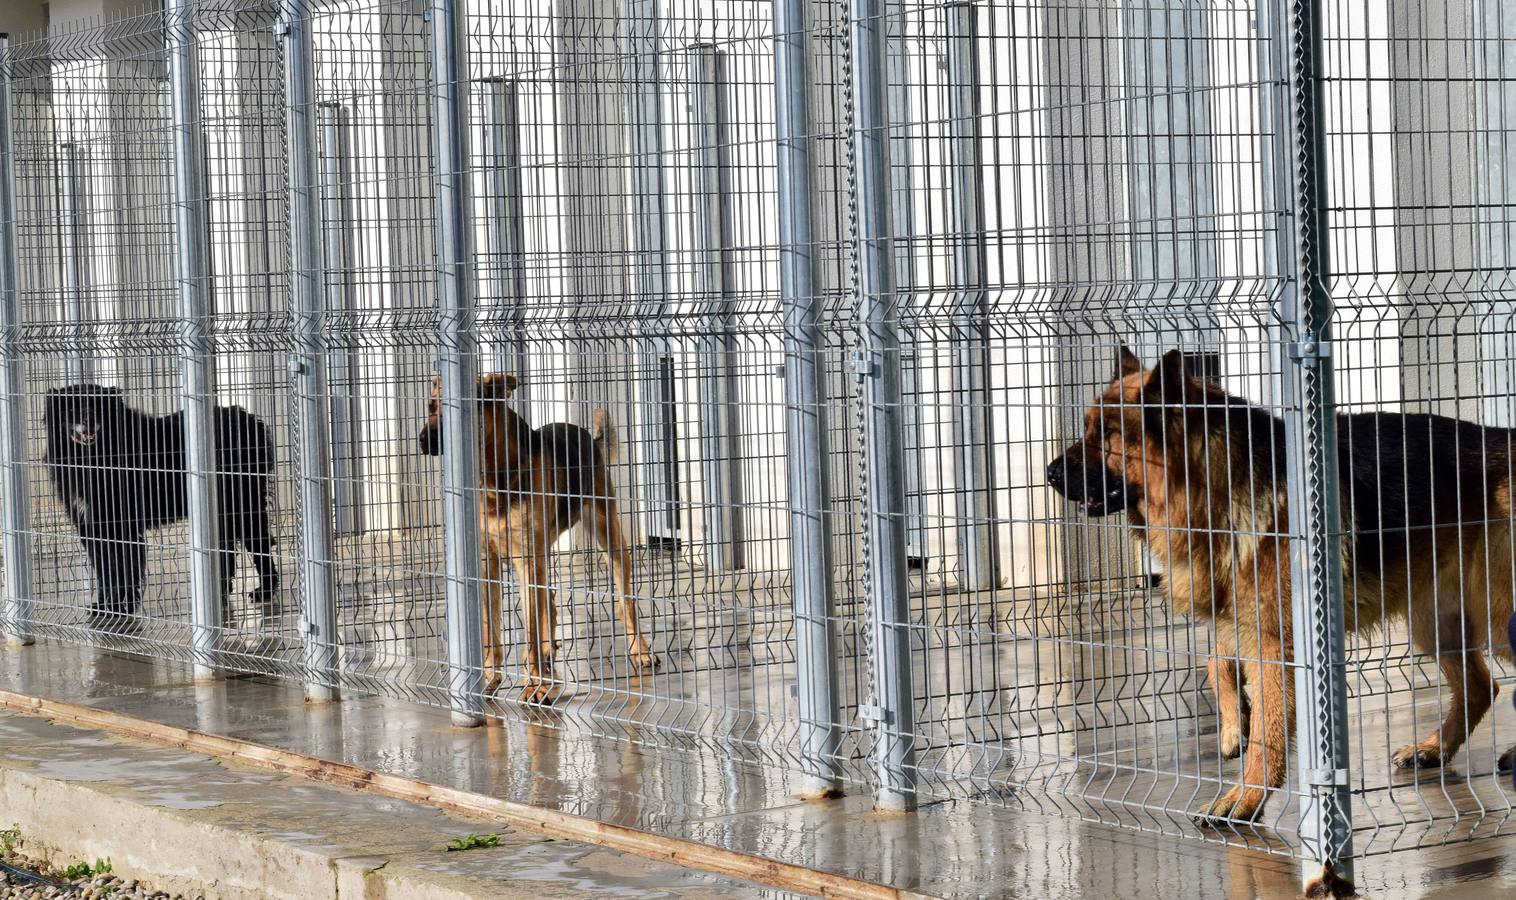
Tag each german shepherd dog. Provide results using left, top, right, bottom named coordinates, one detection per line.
left=1047, top=348, right=1516, bottom=824
left=418, top=373, right=656, bottom=704
left=44, top=384, right=279, bottom=627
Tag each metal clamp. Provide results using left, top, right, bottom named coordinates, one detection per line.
left=1287, top=336, right=1332, bottom=367
left=846, top=351, right=877, bottom=379
left=287, top=354, right=311, bottom=378
left=1306, top=767, right=1349, bottom=788
left=857, top=703, right=892, bottom=725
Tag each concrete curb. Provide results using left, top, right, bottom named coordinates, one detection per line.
left=0, top=763, right=516, bottom=900
left=0, top=689, right=924, bottom=899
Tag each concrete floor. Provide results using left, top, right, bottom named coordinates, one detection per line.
left=2, top=640, right=1516, bottom=898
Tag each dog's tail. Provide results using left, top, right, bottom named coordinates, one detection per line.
left=591, top=408, right=618, bottom=465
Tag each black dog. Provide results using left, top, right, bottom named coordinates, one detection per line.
left=44, top=384, right=279, bottom=625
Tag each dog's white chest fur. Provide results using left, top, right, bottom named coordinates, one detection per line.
left=70, top=496, right=89, bottom=523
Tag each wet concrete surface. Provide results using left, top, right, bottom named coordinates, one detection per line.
left=0, top=706, right=782, bottom=899
left=3, top=640, right=1516, bottom=898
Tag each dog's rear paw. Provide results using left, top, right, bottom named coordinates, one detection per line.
left=1499, top=745, right=1516, bottom=775
left=1192, top=786, right=1266, bottom=828
left=630, top=649, right=660, bottom=671
left=1392, top=743, right=1447, bottom=770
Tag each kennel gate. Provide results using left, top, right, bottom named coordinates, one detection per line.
left=2, top=0, right=1516, bottom=892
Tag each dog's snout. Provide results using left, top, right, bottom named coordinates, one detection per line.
left=1046, top=457, right=1066, bottom=490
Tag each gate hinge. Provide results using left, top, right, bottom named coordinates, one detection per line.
left=857, top=703, right=892, bottom=725
left=1287, top=337, right=1332, bottom=367
left=846, top=352, right=877, bottom=379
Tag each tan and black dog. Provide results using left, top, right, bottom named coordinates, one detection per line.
left=1047, top=347, right=1516, bottom=824
left=419, top=373, right=656, bottom=704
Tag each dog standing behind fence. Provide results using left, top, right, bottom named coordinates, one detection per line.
left=418, top=373, right=657, bottom=704
left=43, top=384, right=279, bottom=627
left=1046, top=347, right=1516, bottom=825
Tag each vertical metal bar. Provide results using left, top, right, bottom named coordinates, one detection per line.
left=281, top=0, right=339, bottom=703
left=627, top=0, right=677, bottom=544
left=851, top=0, right=917, bottom=812
left=771, top=0, right=842, bottom=797
left=943, top=2, right=996, bottom=591
left=480, top=77, right=528, bottom=398
left=318, top=101, right=361, bottom=535
left=57, top=142, right=87, bottom=385
left=0, top=34, right=35, bottom=648
left=428, top=0, right=485, bottom=726
left=1475, top=0, right=1516, bottom=428
left=884, top=0, right=924, bottom=565
left=1271, top=0, right=1356, bottom=887
left=689, top=44, right=736, bottom=572
left=165, top=0, right=222, bottom=680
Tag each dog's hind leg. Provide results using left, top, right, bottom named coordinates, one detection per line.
left=1393, top=634, right=1497, bottom=770
left=242, top=493, right=280, bottom=609
left=586, top=500, right=655, bottom=670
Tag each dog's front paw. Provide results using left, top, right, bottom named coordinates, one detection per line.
left=1218, top=725, right=1243, bottom=760
left=630, top=648, right=661, bottom=671
left=1192, top=786, right=1267, bottom=828
left=1392, top=742, right=1447, bottom=770
left=1498, top=745, right=1516, bottom=775
left=520, top=680, right=557, bottom=706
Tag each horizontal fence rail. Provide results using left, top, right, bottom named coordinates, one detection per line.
left=1, top=0, right=1516, bottom=893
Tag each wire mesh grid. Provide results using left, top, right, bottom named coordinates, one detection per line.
left=0, top=0, right=1514, bottom=882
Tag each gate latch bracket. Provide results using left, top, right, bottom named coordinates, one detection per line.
left=858, top=703, right=892, bottom=726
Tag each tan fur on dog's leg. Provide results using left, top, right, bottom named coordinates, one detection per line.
left=1208, top=654, right=1244, bottom=760
left=587, top=500, right=655, bottom=669
left=480, top=537, right=504, bottom=696
left=1393, top=641, right=1497, bottom=769
left=1197, top=634, right=1289, bottom=825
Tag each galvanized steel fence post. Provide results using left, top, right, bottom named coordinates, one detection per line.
left=280, top=0, right=340, bottom=703
left=943, top=1, right=997, bottom=592
left=771, top=0, right=842, bottom=797
left=627, top=0, right=678, bottom=546
left=428, top=0, right=486, bottom=726
left=480, top=76, right=528, bottom=397
left=0, top=34, right=34, bottom=648
left=1272, top=0, right=1356, bottom=888
left=165, top=0, right=223, bottom=680
left=57, top=142, right=88, bottom=385
left=317, top=101, right=362, bottom=536
left=689, top=43, right=737, bottom=573
left=850, top=0, right=917, bottom=812
left=884, top=0, right=924, bottom=567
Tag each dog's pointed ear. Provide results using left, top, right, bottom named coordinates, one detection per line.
left=1115, top=345, right=1142, bottom=378
left=430, top=375, right=443, bottom=394
left=478, top=372, right=519, bottom=400
left=1147, top=348, right=1192, bottom=403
